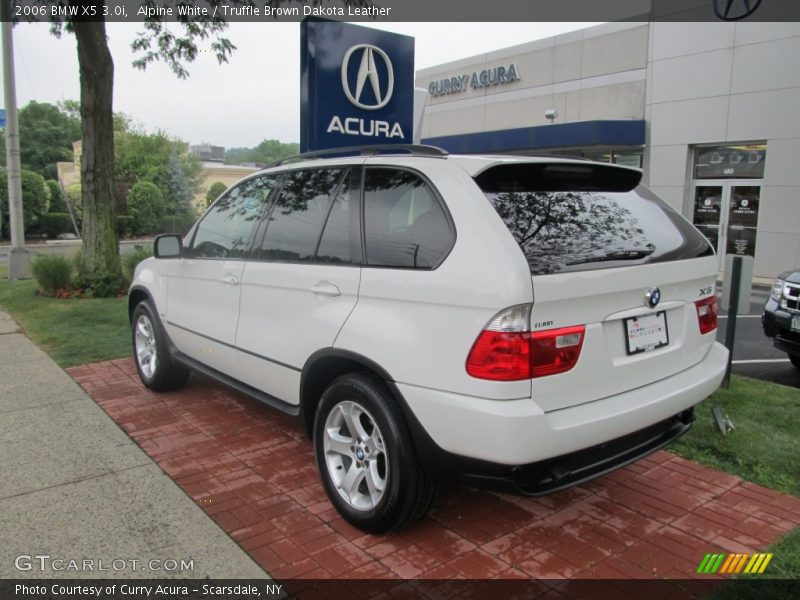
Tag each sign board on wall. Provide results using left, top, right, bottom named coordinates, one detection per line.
left=300, top=19, right=414, bottom=152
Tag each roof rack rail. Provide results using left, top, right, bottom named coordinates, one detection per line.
left=264, top=144, right=449, bottom=169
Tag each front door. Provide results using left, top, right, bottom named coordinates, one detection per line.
left=691, top=181, right=761, bottom=269
left=164, top=175, right=276, bottom=379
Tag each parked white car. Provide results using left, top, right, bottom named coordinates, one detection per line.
left=129, top=145, right=728, bottom=532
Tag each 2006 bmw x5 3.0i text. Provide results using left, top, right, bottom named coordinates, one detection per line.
left=129, top=145, right=728, bottom=533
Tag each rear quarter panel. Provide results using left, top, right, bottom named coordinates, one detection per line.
left=334, top=157, right=534, bottom=400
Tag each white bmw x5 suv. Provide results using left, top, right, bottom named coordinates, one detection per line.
left=129, top=145, right=728, bottom=533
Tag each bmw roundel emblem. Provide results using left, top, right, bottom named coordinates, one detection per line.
left=645, top=287, right=661, bottom=309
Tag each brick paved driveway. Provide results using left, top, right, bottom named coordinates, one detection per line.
left=69, top=359, right=800, bottom=588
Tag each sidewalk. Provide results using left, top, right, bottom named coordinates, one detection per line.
left=0, top=310, right=267, bottom=579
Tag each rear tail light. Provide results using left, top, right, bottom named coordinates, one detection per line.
left=466, top=304, right=585, bottom=381
left=695, top=295, right=718, bottom=335
left=531, top=326, right=585, bottom=378
left=466, top=330, right=532, bottom=381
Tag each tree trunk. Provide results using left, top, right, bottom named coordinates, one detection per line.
left=73, top=18, right=119, bottom=277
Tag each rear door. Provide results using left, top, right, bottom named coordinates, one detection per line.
left=234, top=166, right=362, bottom=405
left=476, top=162, right=718, bottom=412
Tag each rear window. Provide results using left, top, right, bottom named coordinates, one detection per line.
left=476, top=163, right=713, bottom=276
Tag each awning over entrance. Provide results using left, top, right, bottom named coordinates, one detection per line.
left=422, top=119, right=646, bottom=154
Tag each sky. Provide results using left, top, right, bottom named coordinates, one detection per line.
left=4, top=21, right=598, bottom=149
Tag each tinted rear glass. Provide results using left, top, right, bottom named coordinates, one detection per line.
left=476, top=163, right=713, bottom=276
left=363, top=168, right=454, bottom=269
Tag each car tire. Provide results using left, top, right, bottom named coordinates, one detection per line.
left=790, top=354, right=800, bottom=370
left=313, top=372, right=435, bottom=533
left=131, top=301, right=190, bottom=392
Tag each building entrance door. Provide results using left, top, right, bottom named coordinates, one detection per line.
left=691, top=181, right=761, bottom=269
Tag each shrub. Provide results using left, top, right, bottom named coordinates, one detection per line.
left=74, top=271, right=127, bottom=298
left=0, top=169, right=51, bottom=234
left=46, top=180, right=68, bottom=212
left=122, top=246, right=153, bottom=282
left=127, top=181, right=165, bottom=236
left=38, top=213, right=74, bottom=238
left=31, top=254, right=73, bottom=296
left=205, top=181, right=227, bottom=207
left=116, top=215, right=134, bottom=239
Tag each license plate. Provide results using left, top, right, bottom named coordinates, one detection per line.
left=625, top=311, right=669, bottom=355
left=792, top=315, right=800, bottom=332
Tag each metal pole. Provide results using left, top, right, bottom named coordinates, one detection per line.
left=722, top=255, right=742, bottom=388
left=2, top=1, right=31, bottom=278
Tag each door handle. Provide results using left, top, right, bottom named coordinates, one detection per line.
left=310, top=281, right=341, bottom=297
left=222, top=274, right=240, bottom=286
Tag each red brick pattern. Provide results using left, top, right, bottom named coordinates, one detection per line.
left=68, top=359, right=800, bottom=582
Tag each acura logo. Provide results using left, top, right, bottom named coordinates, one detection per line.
left=713, top=0, right=762, bottom=21
left=341, top=44, right=394, bottom=111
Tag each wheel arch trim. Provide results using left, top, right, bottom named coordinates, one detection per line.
left=299, top=348, right=450, bottom=477
left=128, top=285, right=156, bottom=322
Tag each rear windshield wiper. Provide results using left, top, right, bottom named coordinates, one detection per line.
left=566, top=247, right=655, bottom=266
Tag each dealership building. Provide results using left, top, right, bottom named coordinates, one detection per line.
left=415, top=22, right=800, bottom=278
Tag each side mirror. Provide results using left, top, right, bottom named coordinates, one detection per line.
left=154, top=234, right=183, bottom=259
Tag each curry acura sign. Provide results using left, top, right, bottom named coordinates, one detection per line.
left=428, top=64, right=521, bottom=98
left=300, top=19, right=414, bottom=152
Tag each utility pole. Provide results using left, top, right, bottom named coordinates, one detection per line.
left=2, top=0, right=31, bottom=279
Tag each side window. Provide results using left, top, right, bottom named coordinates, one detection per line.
left=363, top=168, right=453, bottom=268
left=259, top=168, right=345, bottom=262
left=189, top=176, right=275, bottom=258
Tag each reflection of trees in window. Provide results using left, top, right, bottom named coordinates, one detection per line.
left=487, top=191, right=650, bottom=275
left=216, top=177, right=274, bottom=223
left=269, top=169, right=343, bottom=218
left=259, top=169, right=345, bottom=262
left=191, top=176, right=275, bottom=258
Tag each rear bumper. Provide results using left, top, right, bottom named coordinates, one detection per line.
left=398, top=341, right=727, bottom=485
left=506, top=410, right=693, bottom=495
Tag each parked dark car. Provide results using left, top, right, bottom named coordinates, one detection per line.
left=763, top=270, right=800, bottom=368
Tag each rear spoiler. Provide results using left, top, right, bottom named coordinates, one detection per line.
left=475, top=162, right=642, bottom=193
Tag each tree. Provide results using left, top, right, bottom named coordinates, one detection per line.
left=206, top=181, right=227, bottom=207
left=114, top=128, right=202, bottom=210
left=15, top=101, right=81, bottom=180
left=165, top=151, right=192, bottom=217
left=48, top=3, right=241, bottom=281
left=44, top=1, right=368, bottom=286
left=225, top=139, right=300, bottom=165
left=60, top=99, right=132, bottom=134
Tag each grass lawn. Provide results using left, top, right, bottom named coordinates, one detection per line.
left=670, top=376, right=799, bottom=497
left=0, top=266, right=130, bottom=368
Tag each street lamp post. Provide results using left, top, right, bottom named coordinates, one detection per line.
left=2, top=1, right=31, bottom=279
